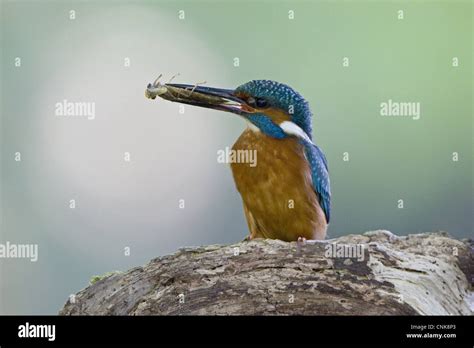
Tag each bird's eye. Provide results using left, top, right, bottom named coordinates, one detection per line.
left=256, top=98, right=268, bottom=108
left=246, top=97, right=268, bottom=108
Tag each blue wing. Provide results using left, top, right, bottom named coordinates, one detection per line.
left=302, top=141, right=331, bottom=223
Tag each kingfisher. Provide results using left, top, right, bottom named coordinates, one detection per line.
left=146, top=79, right=331, bottom=241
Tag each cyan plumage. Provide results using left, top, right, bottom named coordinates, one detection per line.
left=236, top=80, right=313, bottom=137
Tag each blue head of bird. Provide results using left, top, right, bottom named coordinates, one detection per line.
left=154, top=79, right=314, bottom=142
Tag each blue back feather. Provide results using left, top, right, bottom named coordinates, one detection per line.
left=302, top=140, right=331, bottom=223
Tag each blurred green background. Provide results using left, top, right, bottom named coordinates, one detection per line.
left=0, top=0, right=472, bottom=314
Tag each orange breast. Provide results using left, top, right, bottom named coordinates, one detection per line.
left=230, top=128, right=327, bottom=241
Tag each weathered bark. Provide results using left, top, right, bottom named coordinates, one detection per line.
left=60, top=230, right=473, bottom=315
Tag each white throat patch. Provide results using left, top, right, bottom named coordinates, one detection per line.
left=279, top=121, right=313, bottom=144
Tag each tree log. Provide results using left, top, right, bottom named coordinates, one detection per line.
left=60, top=230, right=473, bottom=315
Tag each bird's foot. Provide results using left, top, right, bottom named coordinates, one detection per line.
left=241, top=235, right=251, bottom=242
left=297, top=237, right=307, bottom=246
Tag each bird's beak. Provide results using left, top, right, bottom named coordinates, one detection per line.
left=147, top=82, right=253, bottom=115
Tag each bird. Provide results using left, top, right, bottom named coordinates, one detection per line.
left=146, top=79, right=331, bottom=241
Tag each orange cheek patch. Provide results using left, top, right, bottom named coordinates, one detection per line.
left=241, top=104, right=257, bottom=113
left=263, top=107, right=291, bottom=124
